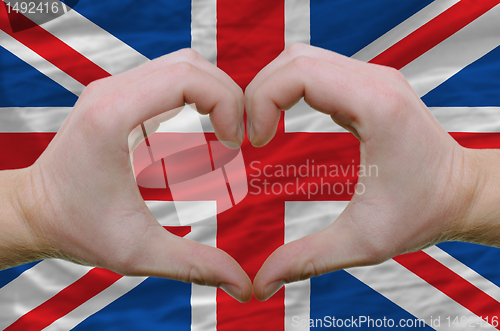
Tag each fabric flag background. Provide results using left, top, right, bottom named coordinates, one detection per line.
left=1, top=0, right=500, bottom=330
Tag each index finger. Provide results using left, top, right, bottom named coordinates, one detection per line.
left=76, top=61, right=243, bottom=148
left=99, top=49, right=244, bottom=116
left=246, top=55, right=373, bottom=147
left=245, top=43, right=376, bottom=112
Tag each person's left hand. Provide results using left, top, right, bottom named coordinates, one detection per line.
left=245, top=43, right=480, bottom=301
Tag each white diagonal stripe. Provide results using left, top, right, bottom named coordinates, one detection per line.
left=285, top=3, right=500, bottom=133
left=41, top=276, right=147, bottom=331
left=347, top=260, right=495, bottom=331
left=401, top=3, right=500, bottom=97
left=284, top=201, right=497, bottom=330
left=0, top=30, right=85, bottom=96
left=0, top=260, right=92, bottom=330
left=41, top=214, right=218, bottom=331
left=14, top=202, right=217, bottom=331
left=284, top=0, right=458, bottom=132
left=24, top=9, right=149, bottom=75
left=424, top=245, right=500, bottom=303
left=352, top=0, right=460, bottom=62
left=0, top=3, right=219, bottom=330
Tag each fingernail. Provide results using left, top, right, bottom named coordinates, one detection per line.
left=247, top=118, right=255, bottom=143
left=263, top=280, right=285, bottom=301
left=220, top=140, right=240, bottom=149
left=237, top=119, right=245, bottom=145
left=220, top=283, right=244, bottom=303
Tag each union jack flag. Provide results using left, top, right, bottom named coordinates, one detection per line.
left=1, top=0, right=500, bottom=330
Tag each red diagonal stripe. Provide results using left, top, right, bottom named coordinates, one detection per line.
left=394, top=251, right=500, bottom=329
left=370, top=0, right=500, bottom=69
left=3, top=227, right=190, bottom=331
left=0, top=2, right=110, bottom=86
left=4, top=268, right=122, bottom=331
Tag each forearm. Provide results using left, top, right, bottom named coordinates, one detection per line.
left=455, top=148, right=500, bottom=247
left=0, top=168, right=44, bottom=269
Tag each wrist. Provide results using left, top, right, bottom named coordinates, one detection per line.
left=0, top=167, right=46, bottom=269
left=451, top=148, right=500, bottom=246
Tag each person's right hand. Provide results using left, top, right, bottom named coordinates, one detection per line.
left=1, top=49, right=252, bottom=302
left=245, top=43, right=495, bottom=301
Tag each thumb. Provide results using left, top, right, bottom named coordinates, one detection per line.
left=253, top=211, right=379, bottom=301
left=117, top=223, right=253, bottom=303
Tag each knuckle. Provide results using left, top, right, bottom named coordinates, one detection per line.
left=177, top=263, right=214, bottom=286
left=80, top=94, right=116, bottom=133
left=384, top=66, right=406, bottom=82
left=291, top=55, right=317, bottom=72
left=379, top=85, right=405, bottom=110
left=367, top=81, right=408, bottom=120
left=298, top=260, right=322, bottom=281
left=186, top=266, right=206, bottom=285
left=374, top=68, right=411, bottom=105
left=176, top=48, right=202, bottom=63
left=80, top=78, right=105, bottom=99
left=168, top=61, right=195, bottom=80
left=78, top=78, right=121, bottom=134
left=177, top=243, right=215, bottom=286
left=285, top=42, right=308, bottom=58
left=288, top=237, right=327, bottom=282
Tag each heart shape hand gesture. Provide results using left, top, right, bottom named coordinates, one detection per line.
left=1, top=44, right=495, bottom=303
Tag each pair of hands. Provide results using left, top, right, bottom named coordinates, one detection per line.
left=6, top=44, right=485, bottom=303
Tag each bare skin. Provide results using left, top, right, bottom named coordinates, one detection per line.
left=1, top=44, right=499, bottom=304
left=245, top=43, right=500, bottom=301
left=0, top=49, right=252, bottom=303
